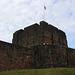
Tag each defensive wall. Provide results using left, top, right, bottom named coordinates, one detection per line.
left=0, top=41, right=75, bottom=71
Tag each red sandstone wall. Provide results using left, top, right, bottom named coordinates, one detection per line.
left=34, top=45, right=75, bottom=68
left=67, top=48, right=75, bottom=67
left=40, top=21, right=67, bottom=46
left=12, top=21, right=67, bottom=47
left=0, top=41, right=75, bottom=72
left=34, top=45, right=68, bottom=68
left=0, top=41, right=35, bottom=71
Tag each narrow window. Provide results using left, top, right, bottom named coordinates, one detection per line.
left=59, top=38, right=60, bottom=44
left=51, top=34, right=54, bottom=44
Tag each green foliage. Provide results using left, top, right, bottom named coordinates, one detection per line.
left=0, top=68, right=75, bottom=75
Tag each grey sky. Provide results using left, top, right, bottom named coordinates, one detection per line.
left=0, top=0, right=75, bottom=48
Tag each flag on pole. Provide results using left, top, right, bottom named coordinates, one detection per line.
left=44, top=5, right=46, bottom=10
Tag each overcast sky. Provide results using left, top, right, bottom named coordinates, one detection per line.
left=0, top=0, right=75, bottom=48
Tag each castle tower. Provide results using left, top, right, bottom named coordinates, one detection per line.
left=12, top=21, right=67, bottom=47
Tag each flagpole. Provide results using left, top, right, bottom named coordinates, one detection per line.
left=44, top=5, right=46, bottom=21
left=42, top=0, right=46, bottom=21
left=44, top=6, right=45, bottom=21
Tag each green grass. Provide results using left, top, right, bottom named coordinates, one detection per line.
left=0, top=68, right=75, bottom=75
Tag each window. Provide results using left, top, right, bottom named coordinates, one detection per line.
left=58, top=38, right=60, bottom=44
left=51, top=34, right=54, bottom=44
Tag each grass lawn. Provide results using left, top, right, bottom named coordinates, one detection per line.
left=0, top=68, right=75, bottom=75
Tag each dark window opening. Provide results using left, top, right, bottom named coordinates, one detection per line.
left=59, top=38, right=61, bottom=44
left=42, top=31, right=44, bottom=37
left=51, top=34, right=54, bottom=44
left=33, top=40, right=34, bottom=43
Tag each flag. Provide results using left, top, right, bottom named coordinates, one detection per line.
left=44, top=5, right=46, bottom=10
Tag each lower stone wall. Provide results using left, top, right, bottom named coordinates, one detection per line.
left=0, top=41, right=75, bottom=71
left=34, top=45, right=68, bottom=68
left=34, top=45, right=75, bottom=68
left=67, top=48, right=75, bottom=67
left=0, top=41, right=35, bottom=71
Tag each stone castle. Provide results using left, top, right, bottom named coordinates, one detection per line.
left=0, top=21, right=75, bottom=71
left=12, top=21, right=67, bottom=47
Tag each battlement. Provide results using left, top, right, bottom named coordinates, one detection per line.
left=12, top=21, right=67, bottom=47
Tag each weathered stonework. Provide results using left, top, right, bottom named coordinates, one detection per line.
left=0, top=21, right=75, bottom=72
left=0, top=41, right=35, bottom=71
left=12, top=21, right=67, bottom=47
left=0, top=41, right=75, bottom=71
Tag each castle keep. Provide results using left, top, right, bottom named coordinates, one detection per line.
left=12, top=21, right=67, bottom=47
left=0, top=21, right=75, bottom=71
